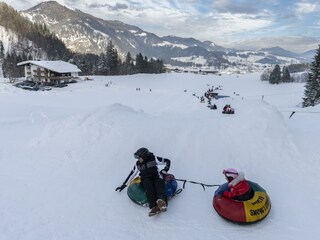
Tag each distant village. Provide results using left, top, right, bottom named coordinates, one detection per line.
left=10, top=56, right=310, bottom=92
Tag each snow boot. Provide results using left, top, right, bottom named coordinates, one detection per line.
left=156, top=199, right=167, bottom=212
left=148, top=206, right=160, bottom=217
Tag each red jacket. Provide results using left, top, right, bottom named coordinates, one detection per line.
left=223, top=172, right=251, bottom=199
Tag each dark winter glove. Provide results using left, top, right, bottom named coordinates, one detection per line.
left=115, top=184, right=127, bottom=192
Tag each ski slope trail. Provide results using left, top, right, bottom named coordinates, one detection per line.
left=0, top=73, right=318, bottom=240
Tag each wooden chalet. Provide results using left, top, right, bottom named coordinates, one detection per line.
left=17, top=60, right=81, bottom=85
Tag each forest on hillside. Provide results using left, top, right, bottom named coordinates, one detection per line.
left=0, top=2, right=164, bottom=78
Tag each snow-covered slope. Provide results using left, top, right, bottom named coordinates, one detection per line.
left=0, top=73, right=319, bottom=240
left=0, top=25, right=47, bottom=59
left=0, top=26, right=19, bottom=53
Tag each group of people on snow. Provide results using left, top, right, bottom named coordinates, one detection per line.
left=199, top=87, right=235, bottom=114
left=206, top=102, right=234, bottom=113
left=222, top=104, right=235, bottom=114
left=204, top=87, right=218, bottom=100
left=116, top=147, right=251, bottom=216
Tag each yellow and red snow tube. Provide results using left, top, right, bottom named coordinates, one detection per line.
left=213, top=181, right=271, bottom=223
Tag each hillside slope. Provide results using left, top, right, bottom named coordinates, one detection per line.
left=0, top=73, right=318, bottom=240
left=0, top=2, right=71, bottom=60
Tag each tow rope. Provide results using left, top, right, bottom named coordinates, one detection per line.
left=175, top=178, right=220, bottom=191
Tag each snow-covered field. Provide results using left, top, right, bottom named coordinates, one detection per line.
left=1, top=72, right=319, bottom=240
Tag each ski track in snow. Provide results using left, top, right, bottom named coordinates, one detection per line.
left=0, top=73, right=319, bottom=240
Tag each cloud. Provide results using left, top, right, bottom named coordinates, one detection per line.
left=3, top=0, right=43, bottom=10
left=295, top=0, right=319, bottom=18
left=230, top=35, right=319, bottom=53
left=2, top=0, right=320, bottom=52
left=211, top=13, right=272, bottom=35
left=88, top=3, right=129, bottom=11
left=51, top=0, right=315, bottom=53
left=212, top=0, right=275, bottom=15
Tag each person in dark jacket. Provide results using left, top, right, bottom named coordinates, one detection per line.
left=220, top=168, right=253, bottom=201
left=222, top=104, right=234, bottom=114
left=115, top=147, right=171, bottom=216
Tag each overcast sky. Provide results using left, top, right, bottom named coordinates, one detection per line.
left=3, top=0, right=320, bottom=53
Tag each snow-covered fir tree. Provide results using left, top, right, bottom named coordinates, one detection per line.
left=105, top=40, right=120, bottom=75
left=281, top=66, right=291, bottom=82
left=94, top=53, right=107, bottom=75
left=0, top=41, right=4, bottom=77
left=260, top=68, right=271, bottom=81
left=269, top=64, right=281, bottom=84
left=303, top=45, right=320, bottom=107
left=123, top=52, right=134, bottom=75
left=135, top=53, right=145, bottom=73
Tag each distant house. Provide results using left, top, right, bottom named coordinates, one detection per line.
left=17, top=60, right=81, bottom=85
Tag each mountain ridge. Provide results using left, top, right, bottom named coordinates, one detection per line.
left=0, top=1, right=312, bottom=70
left=21, top=1, right=312, bottom=69
left=22, top=1, right=167, bottom=58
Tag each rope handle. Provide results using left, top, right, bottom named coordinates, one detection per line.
left=175, top=178, right=220, bottom=191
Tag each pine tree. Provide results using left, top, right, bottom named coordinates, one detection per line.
left=303, top=73, right=319, bottom=107
left=3, top=51, right=24, bottom=78
left=0, top=41, right=4, bottom=59
left=135, top=53, right=144, bottom=73
left=80, top=53, right=99, bottom=75
left=156, top=59, right=164, bottom=73
left=260, top=68, right=271, bottom=81
left=269, top=64, right=281, bottom=84
left=302, top=45, right=320, bottom=107
left=123, top=52, right=134, bottom=74
left=95, top=53, right=107, bottom=75
left=144, top=56, right=149, bottom=73
left=281, top=66, right=291, bottom=82
left=105, top=40, right=120, bottom=75
left=0, top=41, right=4, bottom=77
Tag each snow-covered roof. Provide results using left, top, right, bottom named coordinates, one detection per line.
left=17, top=60, right=81, bottom=73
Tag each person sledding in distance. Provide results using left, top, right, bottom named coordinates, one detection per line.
left=219, top=168, right=254, bottom=201
left=115, top=147, right=171, bottom=216
left=222, top=104, right=234, bottom=114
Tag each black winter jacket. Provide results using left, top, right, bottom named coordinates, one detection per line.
left=122, top=153, right=171, bottom=185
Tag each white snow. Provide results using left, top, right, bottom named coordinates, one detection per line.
left=21, top=13, right=60, bottom=25
left=0, top=72, right=319, bottom=240
left=84, top=22, right=109, bottom=38
left=0, top=26, right=19, bottom=53
left=152, top=41, right=189, bottom=49
left=127, top=39, right=137, bottom=49
left=226, top=52, right=300, bottom=66
left=136, top=32, right=147, bottom=37
left=171, top=55, right=207, bottom=65
left=17, top=60, right=81, bottom=73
